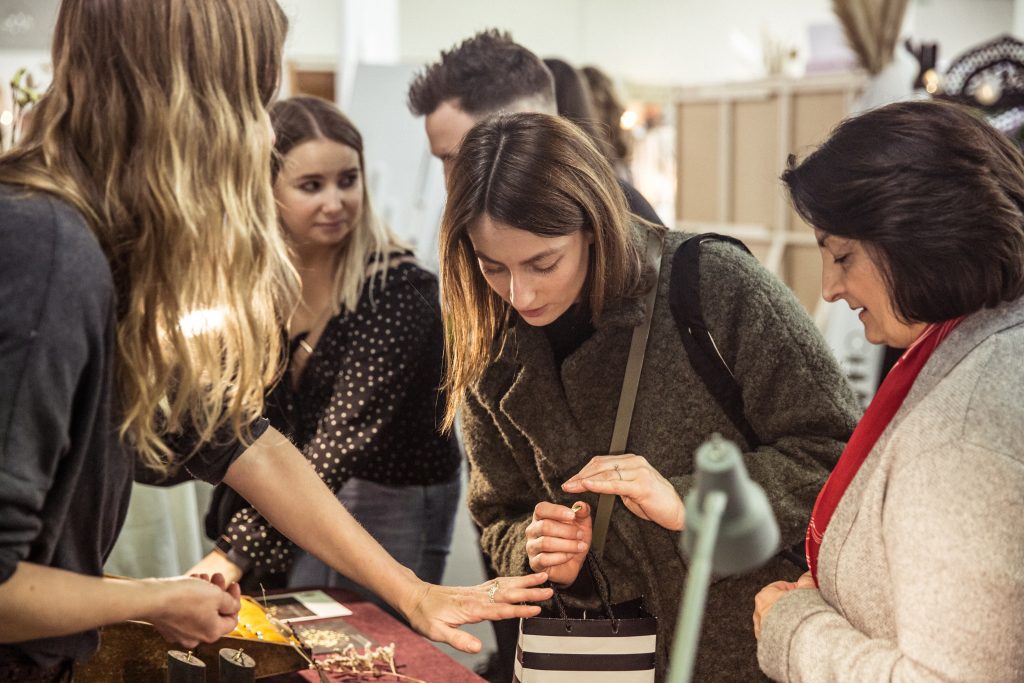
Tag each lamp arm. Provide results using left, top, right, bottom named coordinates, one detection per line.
left=666, top=490, right=727, bottom=683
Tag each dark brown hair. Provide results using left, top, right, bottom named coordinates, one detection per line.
left=582, top=65, right=633, bottom=166
left=407, top=29, right=554, bottom=117
left=783, top=99, right=1024, bottom=323
left=438, top=112, right=662, bottom=429
left=542, top=57, right=602, bottom=146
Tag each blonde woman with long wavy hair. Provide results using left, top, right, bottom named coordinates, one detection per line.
left=0, top=1, right=549, bottom=678
left=202, top=96, right=463, bottom=602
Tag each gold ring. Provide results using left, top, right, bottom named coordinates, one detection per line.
left=487, top=583, right=499, bottom=603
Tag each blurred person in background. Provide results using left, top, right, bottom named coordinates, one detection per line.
left=582, top=64, right=635, bottom=184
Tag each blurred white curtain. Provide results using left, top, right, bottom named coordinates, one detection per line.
left=104, top=481, right=215, bottom=578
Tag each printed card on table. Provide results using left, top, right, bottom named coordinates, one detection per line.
left=262, top=590, right=353, bottom=623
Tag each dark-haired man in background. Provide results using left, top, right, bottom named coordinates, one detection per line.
left=407, top=29, right=662, bottom=227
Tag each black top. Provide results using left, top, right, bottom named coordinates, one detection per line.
left=542, top=304, right=595, bottom=367
left=219, top=258, right=461, bottom=574
left=0, top=186, right=263, bottom=667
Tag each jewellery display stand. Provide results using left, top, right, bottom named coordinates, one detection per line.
left=74, top=597, right=312, bottom=682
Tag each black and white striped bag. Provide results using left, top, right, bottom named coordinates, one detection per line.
left=514, top=558, right=657, bottom=683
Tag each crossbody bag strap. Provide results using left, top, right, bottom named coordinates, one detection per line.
left=591, top=231, right=664, bottom=560
left=670, top=233, right=762, bottom=449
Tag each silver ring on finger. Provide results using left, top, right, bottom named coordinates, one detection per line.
left=487, top=582, right=499, bottom=603
left=614, top=464, right=623, bottom=481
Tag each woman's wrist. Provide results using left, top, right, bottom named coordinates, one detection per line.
left=387, top=567, right=429, bottom=622
left=129, top=577, right=174, bottom=625
left=214, top=536, right=253, bottom=575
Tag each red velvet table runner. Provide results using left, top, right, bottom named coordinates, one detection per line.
left=262, top=588, right=486, bottom=683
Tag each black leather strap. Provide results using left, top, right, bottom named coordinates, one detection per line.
left=669, top=233, right=761, bottom=449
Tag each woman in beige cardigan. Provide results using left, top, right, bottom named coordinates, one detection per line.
left=754, top=100, right=1024, bottom=681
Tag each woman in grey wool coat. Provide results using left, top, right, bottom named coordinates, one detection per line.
left=437, top=112, right=861, bottom=682
left=754, top=101, right=1024, bottom=681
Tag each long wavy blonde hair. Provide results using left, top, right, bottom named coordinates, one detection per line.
left=270, top=96, right=408, bottom=316
left=0, top=0, right=299, bottom=473
left=439, top=113, right=660, bottom=430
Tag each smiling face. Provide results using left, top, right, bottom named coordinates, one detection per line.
left=468, top=214, right=593, bottom=326
left=274, top=138, right=364, bottom=255
left=815, top=229, right=927, bottom=348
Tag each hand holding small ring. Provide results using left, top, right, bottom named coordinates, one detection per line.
left=561, top=454, right=685, bottom=531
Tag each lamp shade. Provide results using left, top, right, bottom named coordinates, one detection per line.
left=682, top=435, right=780, bottom=575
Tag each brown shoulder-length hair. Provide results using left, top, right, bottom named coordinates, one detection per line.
left=439, top=112, right=662, bottom=429
left=783, top=99, right=1024, bottom=324
left=0, top=0, right=297, bottom=473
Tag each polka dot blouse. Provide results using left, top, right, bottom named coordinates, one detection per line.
left=222, top=258, right=461, bottom=574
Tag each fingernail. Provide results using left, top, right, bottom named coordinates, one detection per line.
left=577, top=542, right=586, bottom=551
left=571, top=502, right=584, bottom=513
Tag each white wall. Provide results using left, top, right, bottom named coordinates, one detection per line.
left=278, top=0, right=342, bottom=61
left=3, top=1, right=1018, bottom=93
left=393, top=0, right=1015, bottom=86
left=397, top=0, right=835, bottom=85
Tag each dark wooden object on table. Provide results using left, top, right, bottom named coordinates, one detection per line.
left=74, top=621, right=308, bottom=682
left=219, top=648, right=256, bottom=682
left=167, top=649, right=206, bottom=682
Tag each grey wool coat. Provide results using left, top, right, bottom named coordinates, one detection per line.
left=758, top=296, right=1024, bottom=682
left=462, top=228, right=861, bottom=682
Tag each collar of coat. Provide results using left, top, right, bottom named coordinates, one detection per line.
left=470, top=281, right=655, bottom=489
left=907, top=295, right=1024, bottom=405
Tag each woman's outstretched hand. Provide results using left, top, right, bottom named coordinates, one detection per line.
left=402, top=573, right=553, bottom=653
left=562, top=454, right=685, bottom=531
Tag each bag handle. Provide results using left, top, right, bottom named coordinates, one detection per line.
left=590, top=231, right=664, bottom=560
left=551, top=554, right=621, bottom=633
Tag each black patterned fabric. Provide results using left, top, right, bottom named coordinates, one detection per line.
left=217, top=259, right=461, bottom=574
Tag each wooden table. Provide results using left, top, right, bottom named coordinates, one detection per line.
left=263, top=588, right=486, bottom=683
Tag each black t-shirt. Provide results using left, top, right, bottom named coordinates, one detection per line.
left=0, top=186, right=262, bottom=667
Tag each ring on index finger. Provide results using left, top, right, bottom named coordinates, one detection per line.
left=613, top=464, right=623, bottom=481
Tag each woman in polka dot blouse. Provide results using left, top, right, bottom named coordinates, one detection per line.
left=204, top=96, right=462, bottom=597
